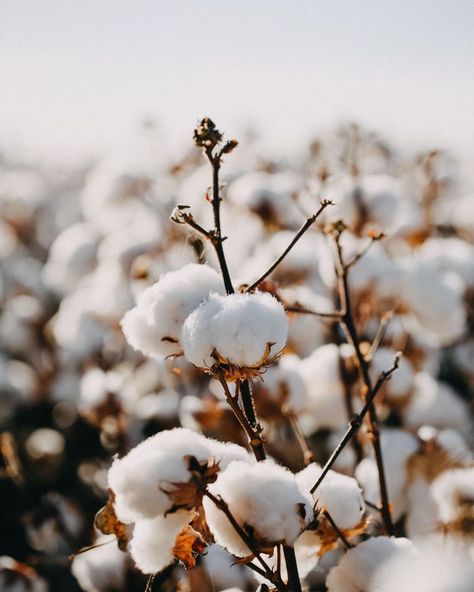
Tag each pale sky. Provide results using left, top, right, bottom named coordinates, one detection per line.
left=1, top=1, right=473, bottom=172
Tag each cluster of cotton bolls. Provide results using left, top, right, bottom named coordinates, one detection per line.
left=1, top=121, right=473, bottom=592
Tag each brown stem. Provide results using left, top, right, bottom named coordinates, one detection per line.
left=246, top=200, right=332, bottom=292
left=331, top=235, right=394, bottom=535
left=282, top=545, right=302, bottom=592
left=284, top=305, right=342, bottom=320
left=286, top=411, right=314, bottom=466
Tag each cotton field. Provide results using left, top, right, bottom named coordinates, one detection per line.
left=0, top=118, right=473, bottom=592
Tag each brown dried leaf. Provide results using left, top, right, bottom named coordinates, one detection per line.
left=173, top=526, right=206, bottom=569
left=94, top=489, right=129, bottom=551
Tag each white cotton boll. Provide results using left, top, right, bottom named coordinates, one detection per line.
left=130, top=510, right=192, bottom=574
left=326, top=536, right=418, bottom=592
left=405, top=477, right=439, bottom=539
left=79, top=367, right=123, bottom=413
left=447, top=194, right=474, bottom=235
left=204, top=460, right=313, bottom=557
left=281, top=285, right=333, bottom=356
left=404, top=373, right=472, bottom=438
left=435, top=429, right=472, bottom=464
left=298, top=344, right=350, bottom=432
left=227, top=170, right=304, bottom=228
left=398, top=260, right=466, bottom=346
left=108, top=428, right=250, bottom=522
left=355, top=429, right=419, bottom=521
left=374, top=540, right=474, bottom=592
left=417, top=237, right=474, bottom=287
left=135, top=390, right=181, bottom=421
left=203, top=545, right=255, bottom=591
left=430, top=467, right=474, bottom=525
left=370, top=348, right=414, bottom=399
left=0, top=219, right=18, bottom=260
left=181, top=292, right=288, bottom=372
left=42, top=223, right=99, bottom=295
left=297, top=464, right=365, bottom=530
left=121, top=263, right=224, bottom=359
left=256, top=355, right=309, bottom=414
left=71, top=536, right=127, bottom=592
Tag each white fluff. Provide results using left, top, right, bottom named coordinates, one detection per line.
left=203, top=460, right=313, bottom=557
left=326, top=536, right=418, bottom=592
left=181, top=291, right=288, bottom=370
left=71, top=536, right=127, bottom=592
left=130, top=510, right=192, bottom=574
left=121, top=263, right=224, bottom=358
left=356, top=429, right=419, bottom=521
left=108, top=428, right=251, bottom=522
left=297, top=463, right=366, bottom=530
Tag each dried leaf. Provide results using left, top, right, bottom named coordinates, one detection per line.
left=173, top=526, right=206, bottom=569
left=94, top=489, right=129, bottom=551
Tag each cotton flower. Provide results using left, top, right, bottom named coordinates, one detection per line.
left=326, top=536, right=418, bottom=592
left=108, top=428, right=251, bottom=523
left=121, top=263, right=225, bottom=358
left=181, top=291, right=288, bottom=380
left=203, top=460, right=313, bottom=557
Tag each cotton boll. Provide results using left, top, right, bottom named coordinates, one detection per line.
left=108, top=428, right=250, bottom=522
left=298, top=344, right=350, bottom=432
left=374, top=540, right=474, bottom=592
left=403, top=373, right=472, bottom=438
left=398, top=260, right=466, bottom=346
left=417, top=237, right=474, bottom=287
left=204, top=460, right=313, bottom=557
left=121, top=263, right=224, bottom=359
left=326, top=536, right=418, bottom=592
left=227, top=170, right=304, bottom=229
left=42, top=222, right=99, bottom=295
left=181, top=292, right=288, bottom=377
left=430, top=467, right=474, bottom=526
left=71, top=536, right=128, bottom=592
left=203, top=545, right=256, bottom=591
left=356, top=429, right=419, bottom=521
left=130, top=510, right=192, bottom=574
left=297, top=464, right=366, bottom=531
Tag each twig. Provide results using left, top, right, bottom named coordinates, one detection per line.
left=329, top=232, right=394, bottom=535
left=282, top=545, right=303, bottom=592
left=344, top=232, right=385, bottom=272
left=284, top=305, right=342, bottom=320
left=286, top=411, right=314, bottom=465
left=322, top=510, right=354, bottom=550
left=245, top=200, right=333, bottom=292
left=366, top=311, right=394, bottom=362
left=205, top=491, right=288, bottom=592
left=310, top=354, right=399, bottom=495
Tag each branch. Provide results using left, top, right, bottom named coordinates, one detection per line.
left=246, top=200, right=333, bottom=292
left=344, top=231, right=385, bottom=272
left=284, top=305, right=343, bottom=320
left=366, top=311, right=394, bottom=362
left=322, top=510, right=354, bottom=550
left=329, top=231, right=394, bottom=535
left=204, top=491, right=288, bottom=592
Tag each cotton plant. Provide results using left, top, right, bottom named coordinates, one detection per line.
left=1, top=121, right=473, bottom=592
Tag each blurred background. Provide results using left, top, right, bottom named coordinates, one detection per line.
left=1, top=3, right=473, bottom=592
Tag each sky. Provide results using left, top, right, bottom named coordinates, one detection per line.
left=1, top=1, right=473, bottom=173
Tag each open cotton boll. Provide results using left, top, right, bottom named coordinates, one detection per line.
left=326, top=536, right=418, bottom=592
left=121, top=263, right=224, bottom=358
left=108, top=428, right=250, bottom=522
left=181, top=292, right=288, bottom=378
left=42, top=223, right=99, bottom=295
left=297, top=464, right=366, bottom=531
left=203, top=460, right=313, bottom=557
left=398, top=260, right=466, bottom=346
left=370, top=348, right=414, bottom=400
left=403, top=373, right=472, bottom=438
left=430, top=467, right=474, bottom=526
left=130, top=510, right=192, bottom=574
left=298, top=344, right=352, bottom=432
left=356, top=429, right=418, bottom=521
left=71, top=536, right=128, bottom=592
left=227, top=170, right=303, bottom=228
left=374, top=540, right=474, bottom=592
left=417, top=237, right=474, bottom=286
